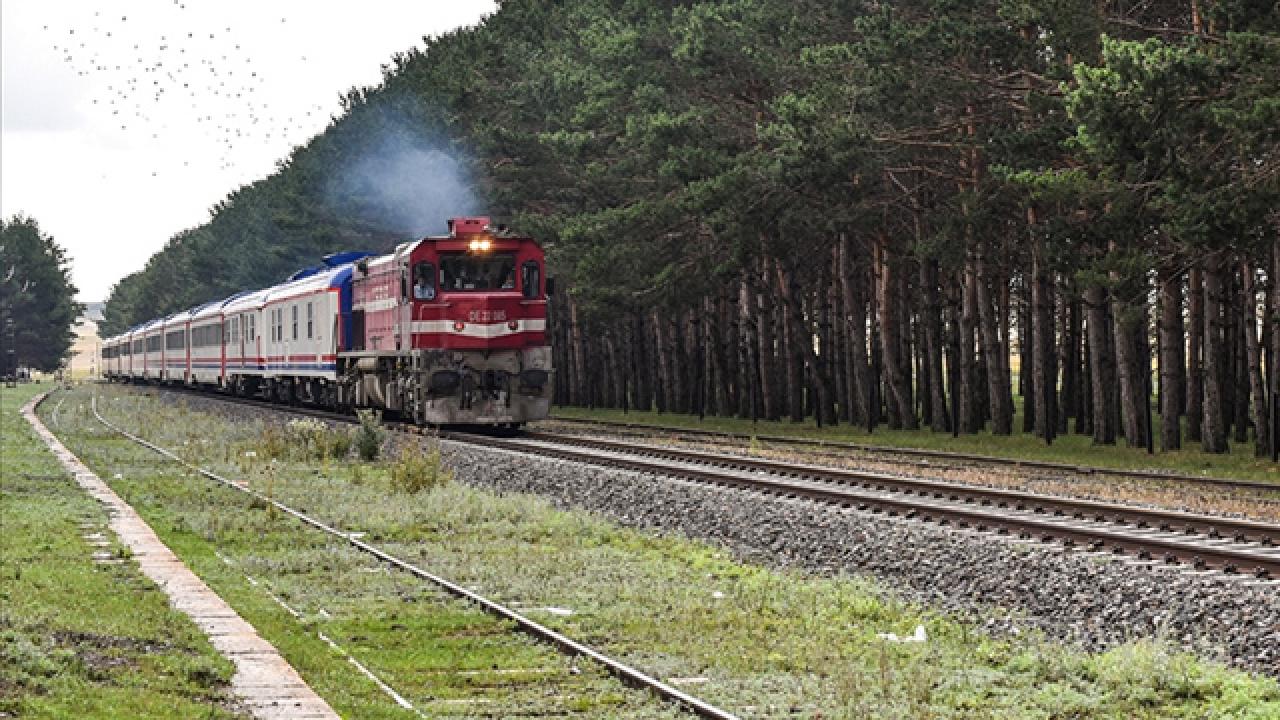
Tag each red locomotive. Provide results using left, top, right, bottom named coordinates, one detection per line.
left=342, top=217, right=553, bottom=425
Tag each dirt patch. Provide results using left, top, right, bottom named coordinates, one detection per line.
left=52, top=629, right=179, bottom=678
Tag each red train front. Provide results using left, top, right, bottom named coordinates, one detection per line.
left=341, top=217, right=553, bottom=425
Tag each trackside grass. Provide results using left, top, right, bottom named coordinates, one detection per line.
left=549, top=405, right=1280, bottom=484
left=49, top=384, right=1280, bottom=719
left=45, top=386, right=681, bottom=719
left=0, top=383, right=245, bottom=718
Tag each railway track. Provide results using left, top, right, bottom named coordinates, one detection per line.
left=113, top=385, right=1280, bottom=579
left=546, top=415, right=1280, bottom=494
left=449, top=430, right=1280, bottom=580
left=85, top=391, right=739, bottom=720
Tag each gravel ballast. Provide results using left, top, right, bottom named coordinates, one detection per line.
left=440, top=439, right=1280, bottom=677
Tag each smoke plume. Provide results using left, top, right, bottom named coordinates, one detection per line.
left=328, top=112, right=480, bottom=237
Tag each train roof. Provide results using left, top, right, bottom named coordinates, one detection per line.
left=222, top=286, right=272, bottom=314
left=189, top=297, right=232, bottom=323
left=263, top=263, right=356, bottom=303
left=137, top=317, right=165, bottom=333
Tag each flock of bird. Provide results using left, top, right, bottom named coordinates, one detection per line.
left=41, top=1, right=332, bottom=174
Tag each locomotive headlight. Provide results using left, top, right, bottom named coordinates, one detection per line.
left=468, top=237, right=493, bottom=252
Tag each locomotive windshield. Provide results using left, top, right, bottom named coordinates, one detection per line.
left=439, top=253, right=516, bottom=292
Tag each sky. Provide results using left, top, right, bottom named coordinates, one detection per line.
left=2, top=0, right=496, bottom=302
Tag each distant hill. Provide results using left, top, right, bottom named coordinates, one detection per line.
left=83, top=302, right=105, bottom=323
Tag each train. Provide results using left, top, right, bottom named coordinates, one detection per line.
left=100, top=217, right=554, bottom=427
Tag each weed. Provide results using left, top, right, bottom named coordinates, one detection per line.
left=388, top=441, right=452, bottom=494
left=353, top=409, right=384, bottom=462
left=254, top=424, right=291, bottom=462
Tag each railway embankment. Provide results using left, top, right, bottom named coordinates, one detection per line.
left=49, top=383, right=1280, bottom=718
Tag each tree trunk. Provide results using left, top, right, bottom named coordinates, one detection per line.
left=838, top=234, right=872, bottom=428
left=776, top=260, right=834, bottom=426
left=652, top=311, right=671, bottom=413
left=1085, top=283, right=1117, bottom=444
left=1021, top=280, right=1036, bottom=434
left=1031, top=244, right=1056, bottom=440
left=568, top=296, right=586, bottom=406
left=1059, top=290, right=1082, bottom=435
left=921, top=259, right=949, bottom=431
left=874, top=235, right=916, bottom=429
left=817, top=275, right=838, bottom=426
left=737, top=276, right=758, bottom=420
left=1270, top=237, right=1280, bottom=456
left=1202, top=255, right=1228, bottom=453
left=1187, top=266, right=1204, bottom=442
left=959, top=258, right=980, bottom=433
left=781, top=290, right=804, bottom=422
left=975, top=245, right=1012, bottom=434
left=1158, top=264, right=1184, bottom=451
left=1111, top=269, right=1147, bottom=448
left=1231, top=272, right=1250, bottom=444
left=830, top=255, right=851, bottom=425
left=755, top=260, right=779, bottom=421
left=1241, top=259, right=1270, bottom=456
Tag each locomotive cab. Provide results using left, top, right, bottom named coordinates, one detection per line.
left=344, top=217, right=553, bottom=425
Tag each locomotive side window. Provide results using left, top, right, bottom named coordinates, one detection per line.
left=521, top=261, right=541, bottom=299
left=413, top=262, right=436, bottom=300
left=292, top=306, right=299, bottom=341
left=440, top=254, right=515, bottom=292
left=306, top=302, right=314, bottom=339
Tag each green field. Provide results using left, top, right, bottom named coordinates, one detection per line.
left=0, top=383, right=244, bottom=718
left=36, top=383, right=1280, bottom=719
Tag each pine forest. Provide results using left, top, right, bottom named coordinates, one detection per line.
left=100, top=0, right=1280, bottom=456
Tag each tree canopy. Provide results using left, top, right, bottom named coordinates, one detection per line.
left=0, top=215, right=82, bottom=374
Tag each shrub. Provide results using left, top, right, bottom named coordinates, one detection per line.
left=287, top=418, right=351, bottom=461
left=388, top=441, right=452, bottom=494
left=254, top=424, right=290, bottom=462
left=354, top=409, right=384, bottom=462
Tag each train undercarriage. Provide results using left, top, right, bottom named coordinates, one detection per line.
left=337, top=346, right=553, bottom=426
left=115, top=345, right=553, bottom=427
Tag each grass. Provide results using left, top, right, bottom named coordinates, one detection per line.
left=46, top=387, right=679, bottom=719
left=549, top=403, right=1280, bottom=484
left=44, top=384, right=1280, bottom=718
left=0, top=382, right=244, bottom=718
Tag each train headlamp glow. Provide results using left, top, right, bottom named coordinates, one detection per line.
left=468, top=237, right=493, bottom=252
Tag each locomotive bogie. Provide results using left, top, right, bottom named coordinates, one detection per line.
left=339, top=345, right=552, bottom=424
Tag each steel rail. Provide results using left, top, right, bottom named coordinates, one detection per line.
left=447, top=431, right=1280, bottom=580
left=547, top=416, right=1280, bottom=493
left=100, top=385, right=1280, bottom=576
left=522, top=432, right=1280, bottom=547
left=89, top=395, right=740, bottom=720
